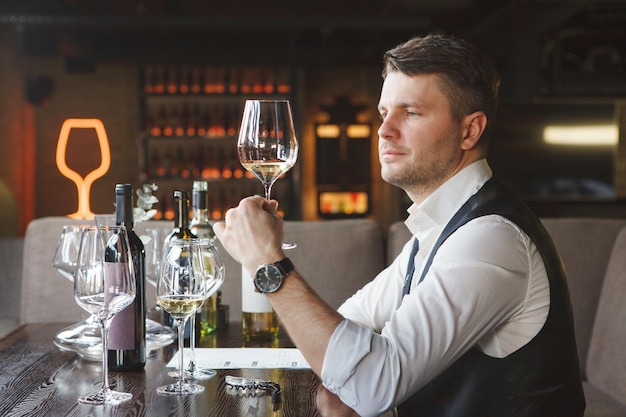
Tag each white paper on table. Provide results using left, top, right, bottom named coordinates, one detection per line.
left=166, top=348, right=311, bottom=369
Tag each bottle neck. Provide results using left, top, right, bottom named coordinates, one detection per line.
left=174, top=192, right=196, bottom=238
left=191, top=208, right=210, bottom=224
left=115, top=191, right=134, bottom=230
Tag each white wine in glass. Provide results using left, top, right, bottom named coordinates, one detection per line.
left=156, top=238, right=208, bottom=395
left=237, top=99, right=298, bottom=249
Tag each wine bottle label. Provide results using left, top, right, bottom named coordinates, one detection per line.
left=241, top=265, right=273, bottom=313
left=105, top=262, right=136, bottom=350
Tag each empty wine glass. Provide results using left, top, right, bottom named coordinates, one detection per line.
left=168, top=239, right=225, bottom=380
left=140, top=226, right=167, bottom=288
left=238, top=99, right=298, bottom=249
left=53, top=225, right=88, bottom=281
left=156, top=238, right=208, bottom=395
left=74, top=225, right=136, bottom=405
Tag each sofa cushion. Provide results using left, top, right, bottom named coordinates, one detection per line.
left=20, top=217, right=86, bottom=324
left=0, top=237, right=23, bottom=335
left=582, top=381, right=626, bottom=417
left=387, top=221, right=411, bottom=265
left=586, top=226, right=626, bottom=408
left=541, top=218, right=626, bottom=379
left=282, top=219, right=386, bottom=310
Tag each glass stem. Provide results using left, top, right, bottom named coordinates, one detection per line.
left=264, top=183, right=272, bottom=201
left=188, top=312, right=197, bottom=372
left=177, top=319, right=186, bottom=391
left=101, top=318, right=110, bottom=391
left=264, top=180, right=277, bottom=201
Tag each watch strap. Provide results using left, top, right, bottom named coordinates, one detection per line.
left=275, top=257, right=295, bottom=276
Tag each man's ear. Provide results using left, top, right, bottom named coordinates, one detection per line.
left=461, top=111, right=487, bottom=150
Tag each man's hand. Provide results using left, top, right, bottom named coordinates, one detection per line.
left=316, top=385, right=360, bottom=417
left=213, top=196, right=286, bottom=274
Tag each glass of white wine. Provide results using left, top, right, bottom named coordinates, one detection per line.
left=238, top=99, right=298, bottom=249
left=156, top=238, right=208, bottom=395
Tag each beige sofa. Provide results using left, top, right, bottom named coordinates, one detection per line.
left=2, top=216, right=626, bottom=416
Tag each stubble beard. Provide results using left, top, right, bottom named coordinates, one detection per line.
left=381, top=150, right=459, bottom=195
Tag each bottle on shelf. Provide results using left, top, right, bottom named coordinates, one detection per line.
left=178, top=67, right=189, bottom=94
left=108, top=183, right=147, bottom=371
left=190, top=66, right=202, bottom=94
left=166, top=65, right=178, bottom=94
left=143, top=65, right=154, bottom=94
left=190, top=181, right=218, bottom=337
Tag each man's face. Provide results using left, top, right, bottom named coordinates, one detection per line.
left=377, top=72, right=465, bottom=198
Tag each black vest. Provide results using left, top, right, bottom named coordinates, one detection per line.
left=397, top=178, right=585, bottom=417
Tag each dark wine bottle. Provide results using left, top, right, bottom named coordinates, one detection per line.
left=163, top=190, right=201, bottom=343
left=108, top=183, right=146, bottom=371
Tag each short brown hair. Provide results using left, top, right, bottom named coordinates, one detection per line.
left=383, top=34, right=500, bottom=144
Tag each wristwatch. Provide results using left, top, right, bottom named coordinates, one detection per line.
left=254, top=258, right=295, bottom=294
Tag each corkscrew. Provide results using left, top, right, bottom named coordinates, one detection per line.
left=225, top=375, right=282, bottom=409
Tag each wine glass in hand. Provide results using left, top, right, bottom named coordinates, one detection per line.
left=238, top=99, right=298, bottom=249
left=156, top=238, right=208, bottom=395
left=74, top=225, right=136, bottom=405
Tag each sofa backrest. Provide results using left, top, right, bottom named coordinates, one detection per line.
left=541, top=217, right=626, bottom=378
left=20, top=217, right=386, bottom=325
left=0, top=237, right=24, bottom=330
left=586, top=226, right=626, bottom=404
left=20, top=217, right=85, bottom=324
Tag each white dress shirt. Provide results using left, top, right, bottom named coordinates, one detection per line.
left=321, top=160, right=550, bottom=417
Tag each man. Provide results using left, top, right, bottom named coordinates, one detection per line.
left=213, top=34, right=585, bottom=416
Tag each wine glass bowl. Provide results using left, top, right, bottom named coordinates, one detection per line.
left=52, top=224, right=89, bottom=282
left=238, top=99, right=298, bottom=249
left=237, top=99, right=298, bottom=201
left=74, top=225, right=136, bottom=405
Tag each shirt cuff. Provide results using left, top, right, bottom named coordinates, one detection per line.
left=321, top=318, right=374, bottom=408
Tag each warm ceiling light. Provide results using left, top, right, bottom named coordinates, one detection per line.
left=56, top=118, right=111, bottom=220
left=346, top=124, right=371, bottom=138
left=316, top=124, right=341, bottom=138
left=543, top=125, right=618, bottom=146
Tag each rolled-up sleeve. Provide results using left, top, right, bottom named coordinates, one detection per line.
left=322, top=319, right=401, bottom=416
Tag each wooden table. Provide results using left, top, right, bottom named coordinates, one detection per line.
left=0, top=322, right=322, bottom=417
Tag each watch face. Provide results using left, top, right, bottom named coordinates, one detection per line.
left=254, top=264, right=283, bottom=293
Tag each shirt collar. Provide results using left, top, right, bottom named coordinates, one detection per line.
left=405, top=159, right=492, bottom=237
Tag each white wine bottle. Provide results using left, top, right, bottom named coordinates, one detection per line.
left=190, top=180, right=218, bottom=338
left=241, top=265, right=279, bottom=340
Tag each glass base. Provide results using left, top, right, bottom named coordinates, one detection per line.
left=78, top=387, right=133, bottom=405
left=156, top=382, right=205, bottom=395
left=168, top=363, right=216, bottom=380
left=54, top=318, right=176, bottom=361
